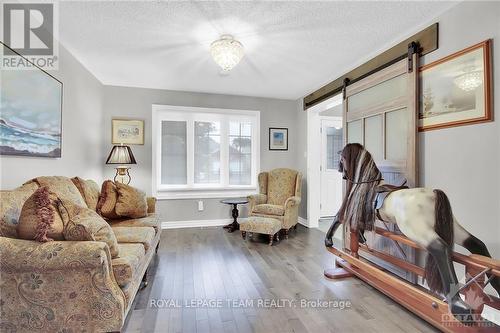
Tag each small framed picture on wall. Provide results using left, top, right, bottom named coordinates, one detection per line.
left=112, top=119, right=144, bottom=145
left=269, top=128, right=288, bottom=151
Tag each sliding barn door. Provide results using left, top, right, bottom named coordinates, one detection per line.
left=343, top=52, right=419, bottom=282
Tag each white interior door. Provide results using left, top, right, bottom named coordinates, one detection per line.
left=320, top=118, right=343, bottom=217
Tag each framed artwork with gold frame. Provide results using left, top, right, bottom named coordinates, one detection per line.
left=112, top=119, right=144, bottom=145
left=419, top=39, right=492, bottom=131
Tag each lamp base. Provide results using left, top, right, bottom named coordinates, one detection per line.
left=114, top=167, right=131, bottom=185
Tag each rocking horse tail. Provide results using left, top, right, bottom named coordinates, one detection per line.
left=425, top=189, right=454, bottom=294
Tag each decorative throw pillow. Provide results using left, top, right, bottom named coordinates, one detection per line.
left=71, top=177, right=100, bottom=211
left=96, top=180, right=120, bottom=219
left=59, top=198, right=120, bottom=258
left=17, top=187, right=65, bottom=242
left=1, top=183, right=39, bottom=238
left=25, top=176, right=86, bottom=207
left=115, top=183, right=148, bottom=219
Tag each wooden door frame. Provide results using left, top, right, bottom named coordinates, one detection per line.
left=306, top=95, right=342, bottom=231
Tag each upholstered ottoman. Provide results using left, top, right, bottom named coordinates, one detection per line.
left=239, top=216, right=282, bottom=245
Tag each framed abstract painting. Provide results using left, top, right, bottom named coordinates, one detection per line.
left=112, top=119, right=144, bottom=145
left=269, top=127, right=288, bottom=151
left=0, top=43, right=63, bottom=157
left=419, top=40, right=492, bottom=131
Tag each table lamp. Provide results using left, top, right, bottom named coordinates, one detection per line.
left=105, top=144, right=137, bottom=184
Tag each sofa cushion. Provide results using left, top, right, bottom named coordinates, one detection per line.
left=97, top=180, right=120, bottom=219
left=25, top=176, right=86, bottom=207
left=112, top=243, right=145, bottom=287
left=17, top=187, right=65, bottom=242
left=0, top=182, right=38, bottom=238
left=267, top=168, right=298, bottom=206
left=109, top=214, right=161, bottom=234
left=252, top=204, right=285, bottom=216
left=112, top=226, right=155, bottom=251
left=71, top=177, right=100, bottom=211
left=59, top=199, right=120, bottom=258
left=115, top=183, right=148, bottom=219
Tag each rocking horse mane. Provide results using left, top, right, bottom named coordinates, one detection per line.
left=337, top=143, right=382, bottom=231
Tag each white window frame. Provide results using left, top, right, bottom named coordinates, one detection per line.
left=152, top=104, right=260, bottom=199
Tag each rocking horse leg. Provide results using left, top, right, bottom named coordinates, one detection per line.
left=324, top=216, right=353, bottom=279
left=324, top=215, right=341, bottom=247
left=455, top=220, right=500, bottom=296
left=427, top=238, right=472, bottom=320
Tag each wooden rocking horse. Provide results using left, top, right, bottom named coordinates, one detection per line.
left=325, top=143, right=500, bottom=332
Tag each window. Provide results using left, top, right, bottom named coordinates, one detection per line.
left=152, top=105, right=260, bottom=199
left=326, top=127, right=343, bottom=170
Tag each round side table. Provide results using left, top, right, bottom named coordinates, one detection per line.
left=220, top=198, right=248, bottom=233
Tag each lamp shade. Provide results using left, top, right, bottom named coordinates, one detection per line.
left=106, top=145, right=137, bottom=164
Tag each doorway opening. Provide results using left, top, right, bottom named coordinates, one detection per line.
left=306, top=93, right=343, bottom=235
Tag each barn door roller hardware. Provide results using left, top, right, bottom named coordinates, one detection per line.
left=407, top=41, right=421, bottom=73
left=342, top=78, right=350, bottom=100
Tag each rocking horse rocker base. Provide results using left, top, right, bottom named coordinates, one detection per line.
left=325, top=241, right=500, bottom=333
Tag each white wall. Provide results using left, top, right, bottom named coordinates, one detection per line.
left=297, top=1, right=500, bottom=258
left=419, top=1, right=500, bottom=258
left=102, top=86, right=299, bottom=222
left=0, top=45, right=105, bottom=189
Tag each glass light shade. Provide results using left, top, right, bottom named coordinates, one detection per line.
left=210, top=35, right=244, bottom=72
left=453, top=71, right=482, bottom=92
left=106, top=145, right=137, bottom=164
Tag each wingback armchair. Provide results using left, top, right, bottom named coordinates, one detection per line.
left=247, top=168, right=302, bottom=237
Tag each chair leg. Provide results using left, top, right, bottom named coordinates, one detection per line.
left=269, top=234, right=273, bottom=246
left=241, top=231, right=246, bottom=239
left=140, top=269, right=148, bottom=290
left=155, top=242, right=160, bottom=254
left=285, top=229, right=289, bottom=239
left=275, top=232, right=280, bottom=242
left=294, top=224, right=298, bottom=231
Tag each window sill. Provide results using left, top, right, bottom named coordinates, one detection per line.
left=155, top=188, right=257, bottom=200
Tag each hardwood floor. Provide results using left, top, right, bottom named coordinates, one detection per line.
left=122, top=226, right=438, bottom=333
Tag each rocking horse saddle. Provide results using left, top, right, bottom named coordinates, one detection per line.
left=374, top=181, right=409, bottom=211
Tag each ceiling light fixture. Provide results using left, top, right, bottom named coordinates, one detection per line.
left=453, top=68, right=482, bottom=92
left=210, top=34, right=244, bottom=72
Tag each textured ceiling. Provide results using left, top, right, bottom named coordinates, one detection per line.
left=59, top=1, right=457, bottom=100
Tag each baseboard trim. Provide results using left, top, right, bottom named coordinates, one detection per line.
left=161, top=219, right=232, bottom=229
left=298, top=217, right=309, bottom=228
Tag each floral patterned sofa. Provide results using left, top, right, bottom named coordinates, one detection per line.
left=247, top=168, right=302, bottom=238
left=0, top=176, right=161, bottom=332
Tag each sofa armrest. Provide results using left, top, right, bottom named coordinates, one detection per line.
left=147, top=196, right=157, bottom=214
left=0, top=237, right=126, bottom=332
left=283, top=196, right=301, bottom=230
left=247, top=194, right=267, bottom=213
left=285, top=196, right=301, bottom=209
